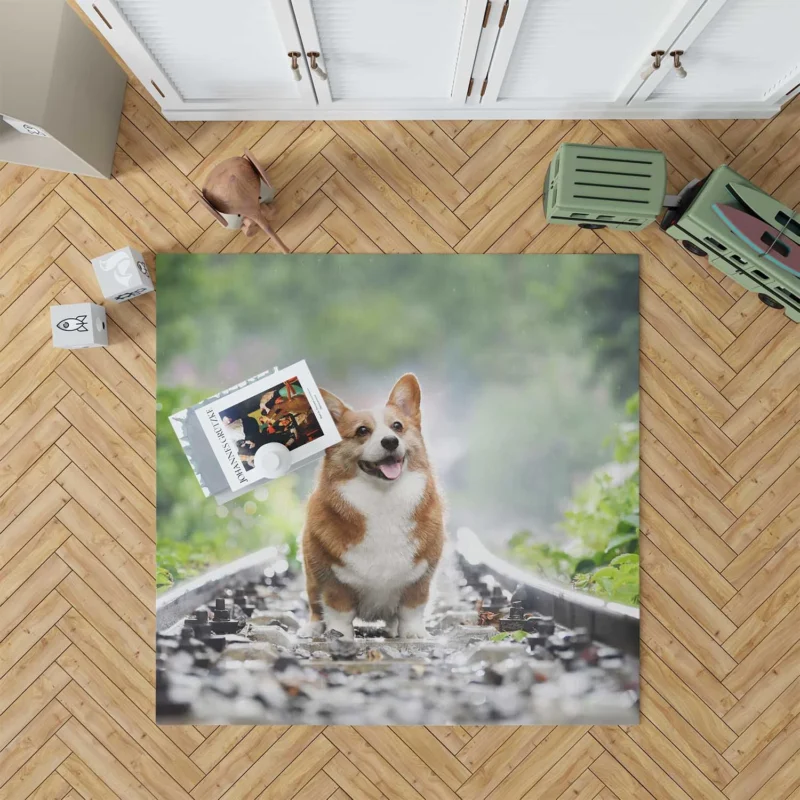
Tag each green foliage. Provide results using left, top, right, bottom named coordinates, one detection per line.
left=507, top=393, right=640, bottom=606
left=491, top=630, right=529, bottom=642
left=155, top=254, right=641, bottom=588
left=573, top=554, right=640, bottom=607
left=155, top=253, right=639, bottom=533
left=563, top=257, right=640, bottom=401
left=156, top=387, right=305, bottom=591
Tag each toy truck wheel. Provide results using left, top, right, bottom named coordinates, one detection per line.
left=578, top=223, right=606, bottom=229
left=758, top=293, right=784, bottom=310
left=681, top=240, right=707, bottom=257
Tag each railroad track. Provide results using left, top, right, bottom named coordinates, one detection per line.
left=156, top=530, right=640, bottom=725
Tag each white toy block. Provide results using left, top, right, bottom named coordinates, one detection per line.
left=91, top=246, right=154, bottom=302
left=51, top=303, right=108, bottom=349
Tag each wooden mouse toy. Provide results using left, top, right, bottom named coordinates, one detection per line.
left=197, top=149, right=290, bottom=253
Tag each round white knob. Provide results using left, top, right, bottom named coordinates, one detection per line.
left=254, top=442, right=292, bottom=479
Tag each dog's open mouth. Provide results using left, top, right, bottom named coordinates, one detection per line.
left=358, top=455, right=404, bottom=481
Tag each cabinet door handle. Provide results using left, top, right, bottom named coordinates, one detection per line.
left=288, top=51, right=302, bottom=81
left=640, top=50, right=664, bottom=81
left=670, top=50, right=687, bottom=79
left=307, top=52, right=328, bottom=81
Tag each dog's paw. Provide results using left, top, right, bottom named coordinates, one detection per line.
left=328, top=624, right=354, bottom=640
left=297, top=620, right=325, bottom=639
left=383, top=617, right=400, bottom=638
left=323, top=608, right=355, bottom=640
left=399, top=623, right=430, bottom=640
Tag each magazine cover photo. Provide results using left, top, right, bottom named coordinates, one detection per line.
left=156, top=253, right=640, bottom=726
left=220, top=375, right=321, bottom=468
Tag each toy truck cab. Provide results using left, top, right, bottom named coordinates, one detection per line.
left=660, top=165, right=800, bottom=321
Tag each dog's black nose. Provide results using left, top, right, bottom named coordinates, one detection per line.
left=381, top=436, right=399, bottom=451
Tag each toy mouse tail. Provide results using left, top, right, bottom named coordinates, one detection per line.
left=255, top=214, right=290, bottom=254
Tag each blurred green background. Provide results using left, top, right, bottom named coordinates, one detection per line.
left=157, top=254, right=640, bottom=604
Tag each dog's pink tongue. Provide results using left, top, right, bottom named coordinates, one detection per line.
left=379, top=460, right=403, bottom=480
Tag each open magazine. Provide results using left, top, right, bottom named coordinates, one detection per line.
left=170, top=360, right=341, bottom=503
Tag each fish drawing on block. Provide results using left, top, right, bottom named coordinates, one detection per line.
left=712, top=204, right=800, bottom=277
left=57, top=315, right=89, bottom=332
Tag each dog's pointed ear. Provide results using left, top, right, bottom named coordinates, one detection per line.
left=388, top=374, right=421, bottom=423
left=320, top=389, right=350, bottom=424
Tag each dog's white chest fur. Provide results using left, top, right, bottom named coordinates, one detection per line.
left=333, top=469, right=428, bottom=615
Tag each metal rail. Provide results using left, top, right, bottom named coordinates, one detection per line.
left=455, top=528, right=640, bottom=656
left=158, top=529, right=640, bottom=656
left=156, top=530, right=639, bottom=725
left=156, top=545, right=286, bottom=631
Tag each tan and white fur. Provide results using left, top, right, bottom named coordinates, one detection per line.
left=300, top=374, right=444, bottom=640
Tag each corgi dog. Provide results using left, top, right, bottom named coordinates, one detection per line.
left=301, top=374, right=444, bottom=640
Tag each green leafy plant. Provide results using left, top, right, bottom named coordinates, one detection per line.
left=573, top=553, right=640, bottom=606
left=491, top=630, right=529, bottom=643
left=507, top=393, right=639, bottom=606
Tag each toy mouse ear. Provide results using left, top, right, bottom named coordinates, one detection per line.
left=243, top=149, right=273, bottom=192
left=196, top=190, right=229, bottom=227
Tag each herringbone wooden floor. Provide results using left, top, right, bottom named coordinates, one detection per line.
left=3, top=52, right=800, bottom=798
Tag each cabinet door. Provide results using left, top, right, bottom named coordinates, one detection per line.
left=633, top=0, right=800, bottom=107
left=290, top=0, right=486, bottom=108
left=480, top=0, right=703, bottom=109
left=77, top=0, right=316, bottom=113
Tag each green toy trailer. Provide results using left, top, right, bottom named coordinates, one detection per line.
left=543, top=144, right=667, bottom=231
left=660, top=165, right=800, bottom=322
left=544, top=142, right=800, bottom=322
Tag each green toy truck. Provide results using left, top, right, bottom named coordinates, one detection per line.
left=544, top=143, right=800, bottom=322
left=660, top=165, right=800, bottom=322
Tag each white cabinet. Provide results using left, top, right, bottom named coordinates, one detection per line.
left=81, top=0, right=316, bottom=111
left=290, top=0, right=486, bottom=109
left=479, top=0, right=701, bottom=107
left=77, top=0, right=800, bottom=120
left=631, top=0, right=800, bottom=109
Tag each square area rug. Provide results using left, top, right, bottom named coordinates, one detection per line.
left=155, top=253, right=640, bottom=726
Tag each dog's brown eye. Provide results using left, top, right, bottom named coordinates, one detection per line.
left=391, top=421, right=403, bottom=432
left=356, top=425, right=370, bottom=437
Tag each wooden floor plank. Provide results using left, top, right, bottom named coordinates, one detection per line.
left=641, top=500, right=736, bottom=608
left=0, top=193, right=69, bottom=278
left=56, top=536, right=153, bottom=643
left=641, top=619, right=737, bottom=721
left=55, top=716, right=158, bottom=800
left=122, top=85, right=202, bottom=176
left=189, top=726, right=288, bottom=800
left=638, top=679, right=737, bottom=790
left=723, top=532, right=800, bottom=624
left=0, top=170, right=66, bottom=243
left=641, top=391, right=735, bottom=500
left=56, top=656, right=201, bottom=795
left=322, top=136, right=453, bottom=253
left=723, top=566, right=800, bottom=663
left=0, top=227, right=68, bottom=317
left=364, top=120, right=469, bottom=210
left=0, top=591, right=69, bottom=681
left=400, top=121, right=469, bottom=175
left=57, top=753, right=123, bottom=800
left=640, top=537, right=736, bottom=644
